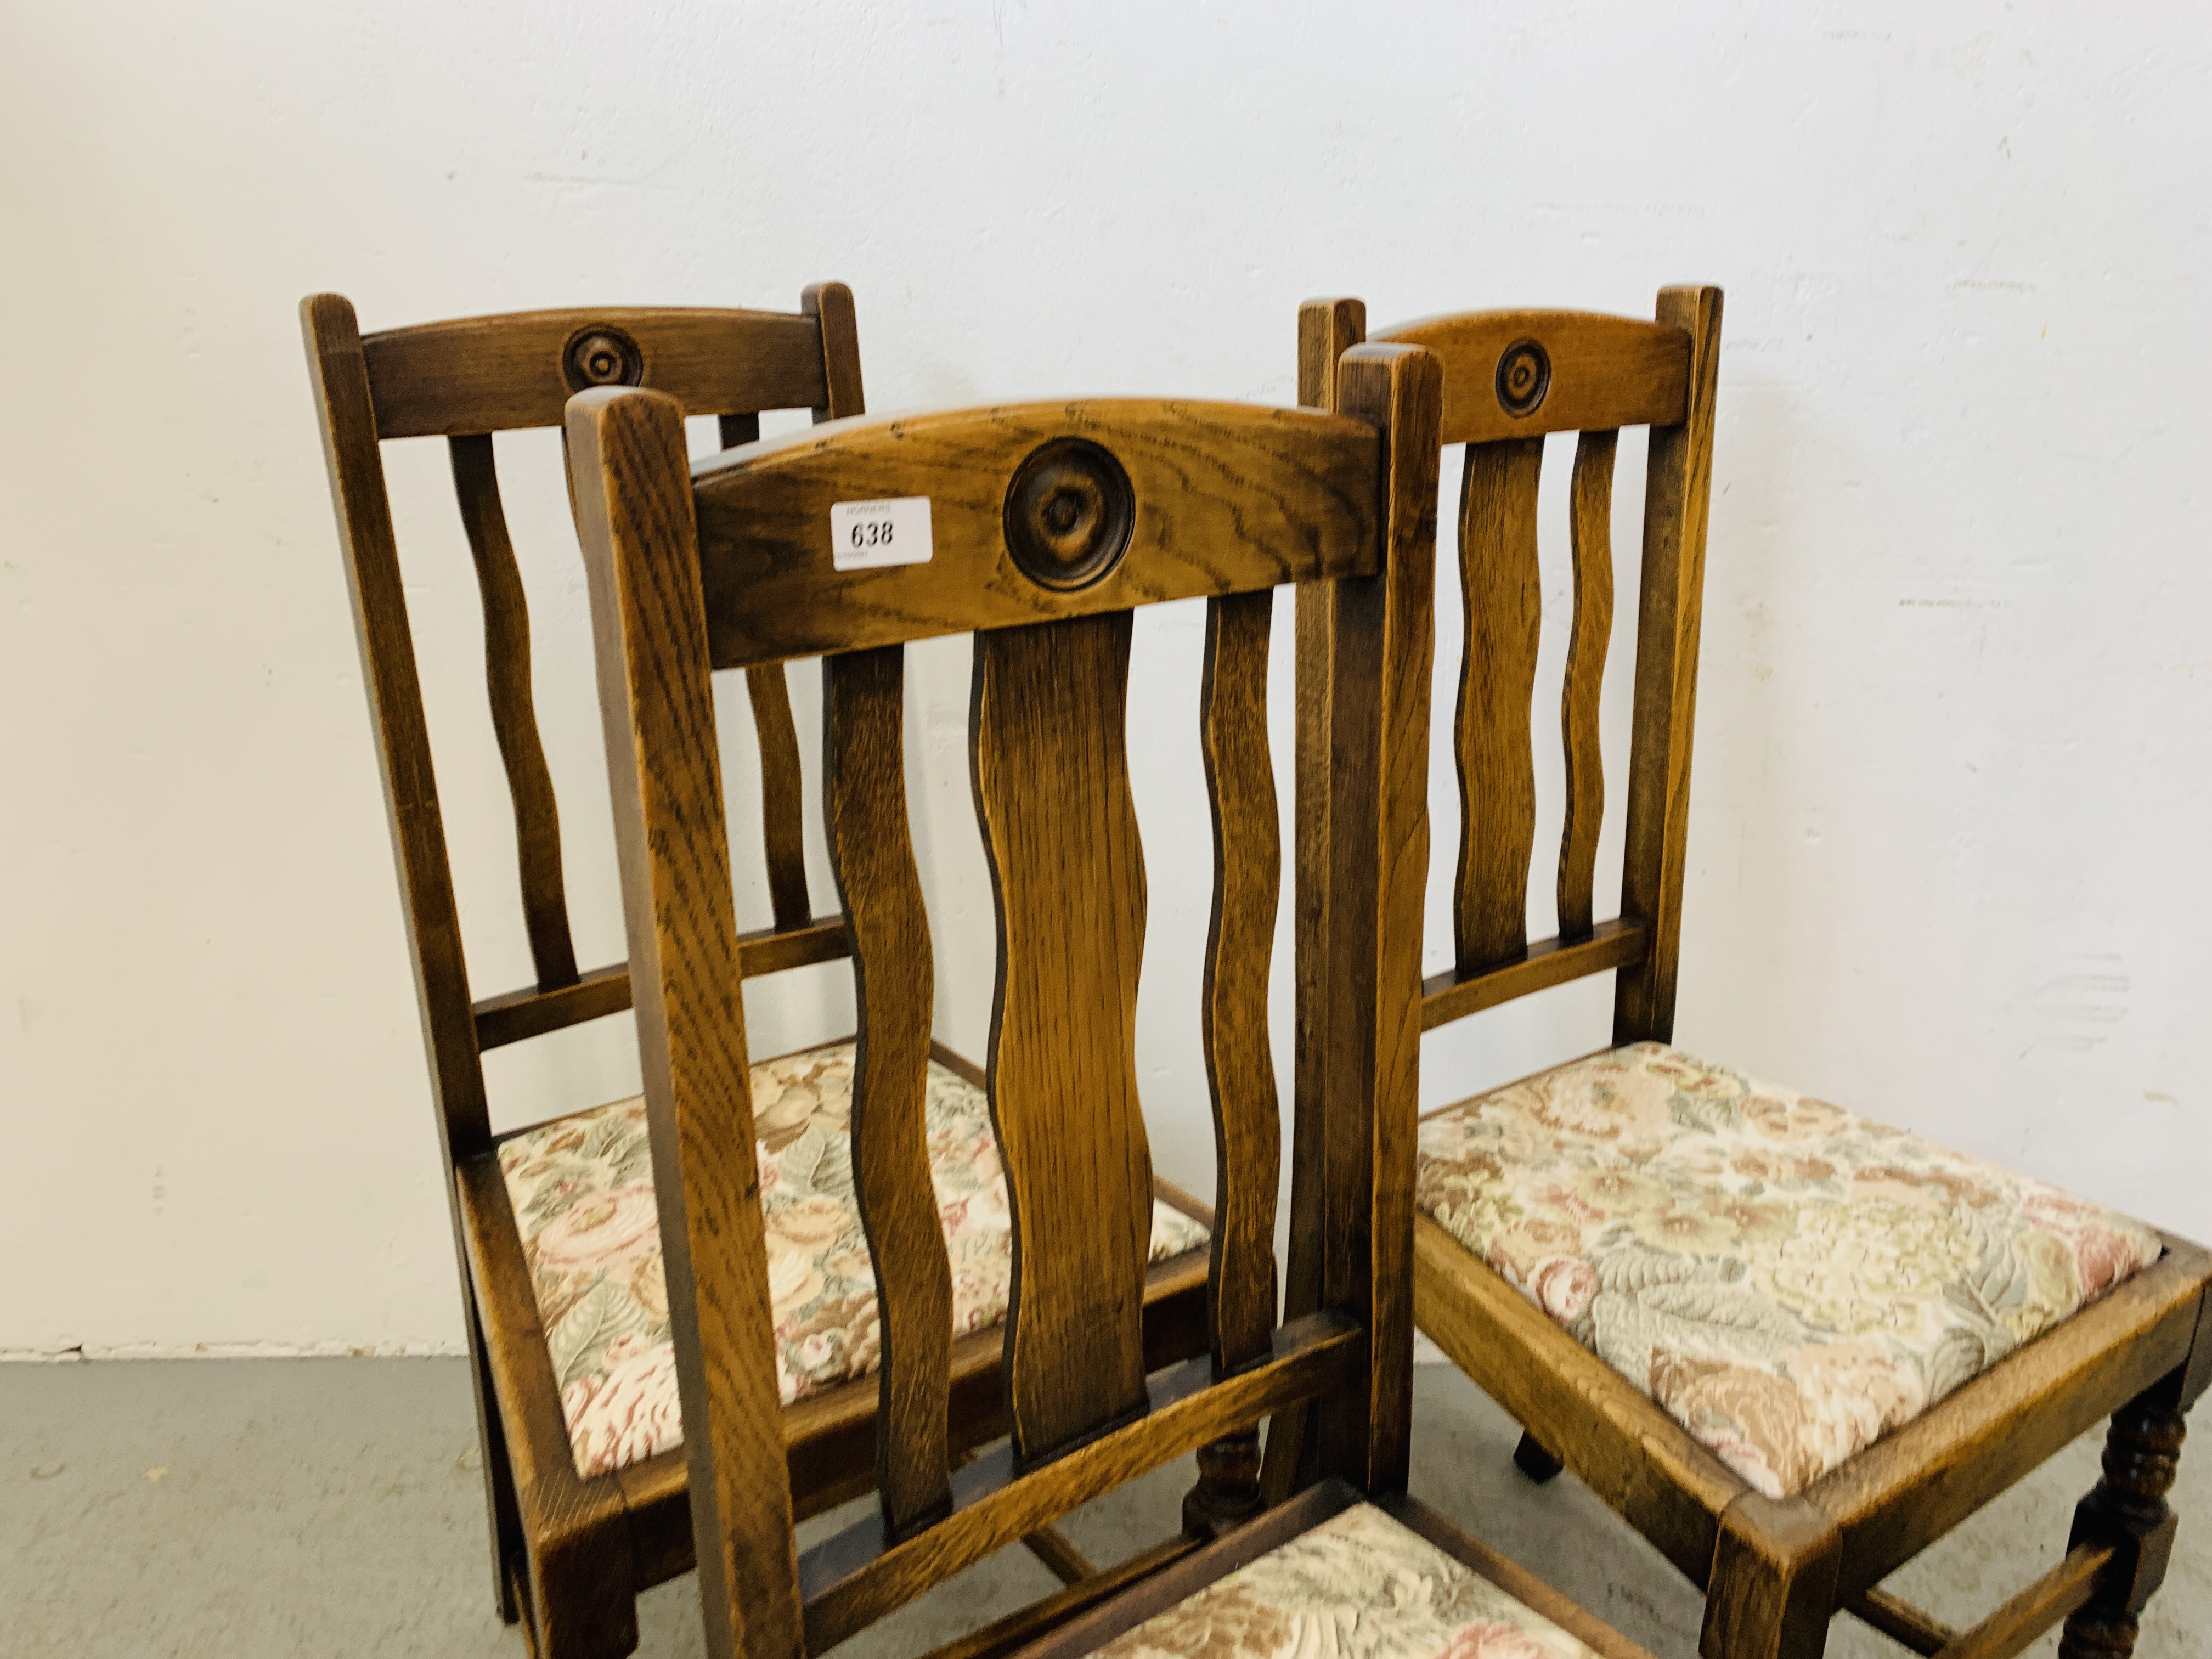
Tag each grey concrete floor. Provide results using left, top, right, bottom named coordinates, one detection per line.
left=3, top=1358, right=2206, bottom=1657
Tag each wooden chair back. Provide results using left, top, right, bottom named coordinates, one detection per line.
left=1299, top=288, right=1722, bottom=1050
left=300, top=288, right=865, bottom=1173
left=566, top=348, right=1444, bottom=1659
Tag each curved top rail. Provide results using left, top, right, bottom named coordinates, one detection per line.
left=363, top=304, right=828, bottom=438
left=667, top=397, right=1383, bottom=668
left=1373, top=308, right=1689, bottom=445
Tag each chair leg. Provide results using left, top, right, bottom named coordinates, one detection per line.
left=2059, top=1375, right=2190, bottom=1659
left=1700, top=1492, right=1841, bottom=1659
left=1513, top=1429, right=1564, bottom=1484
left=523, top=1522, right=641, bottom=1659
left=509, top=1562, right=544, bottom=1659
left=467, top=1293, right=527, bottom=1625
left=1183, top=1427, right=1266, bottom=1540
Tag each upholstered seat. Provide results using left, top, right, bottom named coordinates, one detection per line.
left=1093, top=1500, right=1605, bottom=1659
left=1415, top=1042, right=2163, bottom=1499
left=498, top=1041, right=1211, bottom=1477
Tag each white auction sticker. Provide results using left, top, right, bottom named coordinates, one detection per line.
left=830, top=496, right=933, bottom=571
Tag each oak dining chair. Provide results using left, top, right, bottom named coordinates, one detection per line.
left=566, top=345, right=1668, bottom=1659
left=1284, top=290, right=2212, bottom=1659
left=298, top=289, right=1212, bottom=1658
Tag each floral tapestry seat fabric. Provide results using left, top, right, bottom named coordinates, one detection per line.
left=1416, top=1042, right=2163, bottom=1500
left=498, top=1041, right=1211, bottom=1479
left=1095, top=1500, right=1605, bottom=1659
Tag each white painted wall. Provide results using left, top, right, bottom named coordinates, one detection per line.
left=3, top=2, right=2208, bottom=1357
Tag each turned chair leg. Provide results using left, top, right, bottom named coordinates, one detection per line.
left=1513, top=1429, right=1564, bottom=1484
left=2059, top=1376, right=2190, bottom=1659
left=1184, top=1428, right=1266, bottom=1540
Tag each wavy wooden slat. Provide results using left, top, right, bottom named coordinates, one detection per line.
left=1453, top=436, right=1544, bottom=974
left=725, top=414, right=819, bottom=935
left=971, top=610, right=1154, bottom=1464
left=1186, top=587, right=1286, bottom=1539
left=745, top=664, right=814, bottom=932
left=1266, top=298, right=1371, bottom=1506
left=823, top=644, right=953, bottom=1538
left=449, top=432, right=579, bottom=991
left=1557, top=428, right=1618, bottom=941
left=1198, top=589, right=1282, bottom=1375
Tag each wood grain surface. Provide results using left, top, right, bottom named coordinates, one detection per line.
left=1372, top=308, right=1689, bottom=446
left=692, top=400, right=1379, bottom=667
left=971, top=611, right=1155, bottom=1463
left=301, top=294, right=492, bottom=1156
left=1312, top=343, right=1440, bottom=1494
left=1420, top=921, right=1647, bottom=1031
left=1557, top=428, right=1618, bottom=941
left=1843, top=1585, right=1953, bottom=1655
left=1198, top=588, right=1283, bottom=1373
left=1613, top=285, right=1724, bottom=1046
left=746, top=663, right=815, bottom=932
left=302, top=290, right=512, bottom=1617
left=824, top=644, right=955, bottom=1537
left=363, top=305, right=827, bottom=437
left=1452, top=437, right=1544, bottom=973
left=561, top=357, right=1460, bottom=1657
left=802, top=282, right=865, bottom=423
left=1269, top=296, right=1370, bottom=1505
left=1934, top=1544, right=2107, bottom=1659
left=1699, top=1493, right=1841, bottom=1659
left=569, top=384, right=801, bottom=1659
left=449, top=432, right=580, bottom=990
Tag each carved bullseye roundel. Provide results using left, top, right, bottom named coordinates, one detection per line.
left=1003, top=438, right=1135, bottom=591
left=1494, top=338, right=1551, bottom=419
left=563, top=327, right=644, bottom=392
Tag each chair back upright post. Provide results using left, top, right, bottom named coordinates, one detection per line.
left=569, top=348, right=1442, bottom=1659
